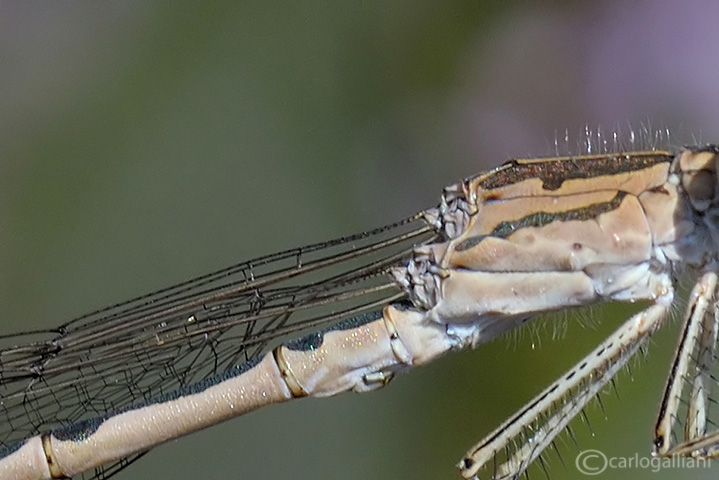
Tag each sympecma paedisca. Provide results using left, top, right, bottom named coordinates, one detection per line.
left=2, top=142, right=719, bottom=479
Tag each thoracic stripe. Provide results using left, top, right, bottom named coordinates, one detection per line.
left=456, top=191, right=628, bottom=251
left=479, top=153, right=672, bottom=191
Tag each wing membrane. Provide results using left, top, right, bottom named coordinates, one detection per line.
left=0, top=215, right=436, bottom=452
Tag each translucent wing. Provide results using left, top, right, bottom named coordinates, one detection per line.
left=0, top=215, right=437, bottom=479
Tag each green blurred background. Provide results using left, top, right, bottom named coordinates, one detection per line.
left=2, top=2, right=718, bottom=479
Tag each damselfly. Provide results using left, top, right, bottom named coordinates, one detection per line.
left=2, top=142, right=719, bottom=479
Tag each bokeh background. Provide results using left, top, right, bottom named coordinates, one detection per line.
left=2, top=2, right=719, bottom=479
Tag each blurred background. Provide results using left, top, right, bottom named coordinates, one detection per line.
left=2, top=1, right=718, bottom=479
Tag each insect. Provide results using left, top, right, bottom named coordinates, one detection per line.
left=1, top=141, right=718, bottom=479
